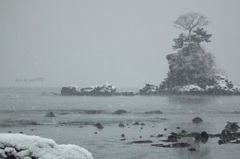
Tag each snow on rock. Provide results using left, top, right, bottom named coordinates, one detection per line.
left=172, top=85, right=203, bottom=93
left=205, top=74, right=240, bottom=94
left=139, top=83, right=159, bottom=95
left=159, top=74, right=240, bottom=95
left=0, top=133, right=94, bottom=159
left=61, top=83, right=116, bottom=96
left=81, top=83, right=116, bottom=95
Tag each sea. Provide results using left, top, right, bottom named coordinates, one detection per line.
left=0, top=87, right=240, bottom=159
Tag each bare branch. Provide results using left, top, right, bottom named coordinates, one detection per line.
left=174, top=12, right=210, bottom=35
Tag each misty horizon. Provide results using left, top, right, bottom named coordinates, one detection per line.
left=1, top=1, right=240, bottom=88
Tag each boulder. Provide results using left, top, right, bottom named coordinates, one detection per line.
left=113, top=110, right=127, bottom=115
left=94, top=123, right=104, bottom=129
left=0, top=133, right=94, bottom=159
left=118, top=123, right=125, bottom=127
left=219, top=129, right=232, bottom=144
left=225, top=122, right=239, bottom=132
left=144, top=110, right=163, bottom=114
left=200, top=131, right=209, bottom=143
left=133, top=122, right=140, bottom=125
left=45, top=112, right=55, bottom=117
left=192, top=117, right=203, bottom=123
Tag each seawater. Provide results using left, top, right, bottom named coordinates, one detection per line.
left=0, top=87, right=240, bottom=159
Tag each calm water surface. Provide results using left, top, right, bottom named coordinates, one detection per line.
left=0, top=87, right=240, bottom=159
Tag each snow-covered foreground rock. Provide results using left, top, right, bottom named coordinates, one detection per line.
left=0, top=133, right=94, bottom=159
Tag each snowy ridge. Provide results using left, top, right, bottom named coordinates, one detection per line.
left=0, top=133, right=94, bottom=159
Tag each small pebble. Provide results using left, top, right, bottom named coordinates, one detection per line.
left=164, top=128, right=167, bottom=131
left=121, top=134, right=125, bottom=138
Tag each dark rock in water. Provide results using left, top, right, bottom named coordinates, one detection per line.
left=161, top=135, right=178, bottom=142
left=168, top=135, right=178, bottom=141
left=194, top=133, right=201, bottom=143
left=94, top=123, right=104, bottom=129
left=118, top=123, right=125, bottom=127
left=121, top=134, right=125, bottom=138
left=113, top=110, right=127, bottom=115
left=94, top=132, right=97, bottom=134
left=158, top=134, right=163, bottom=137
left=176, top=127, right=180, bottom=129
left=121, top=139, right=126, bottom=141
left=139, top=136, right=142, bottom=138
left=192, top=117, right=203, bottom=123
left=19, top=132, right=23, bottom=134
left=144, top=110, right=163, bottom=114
left=130, top=140, right=153, bottom=144
left=45, top=112, right=55, bottom=117
left=219, top=129, right=232, bottom=143
left=164, top=128, right=167, bottom=131
left=151, top=144, right=163, bottom=147
left=133, top=122, right=139, bottom=125
left=171, top=132, right=179, bottom=137
left=172, top=143, right=191, bottom=148
left=8, top=131, right=11, bottom=133
left=153, top=143, right=191, bottom=148
left=162, top=144, right=171, bottom=148
left=218, top=140, right=223, bottom=145
left=161, top=139, right=178, bottom=142
left=140, top=123, right=145, bottom=126
left=225, top=122, right=240, bottom=132
left=82, top=110, right=106, bottom=114
left=181, top=130, right=187, bottom=134
left=188, top=147, right=196, bottom=151
left=201, top=131, right=209, bottom=143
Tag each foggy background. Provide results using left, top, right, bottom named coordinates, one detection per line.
left=1, top=0, right=240, bottom=88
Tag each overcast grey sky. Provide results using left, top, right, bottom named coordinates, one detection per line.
left=1, top=0, right=240, bottom=88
